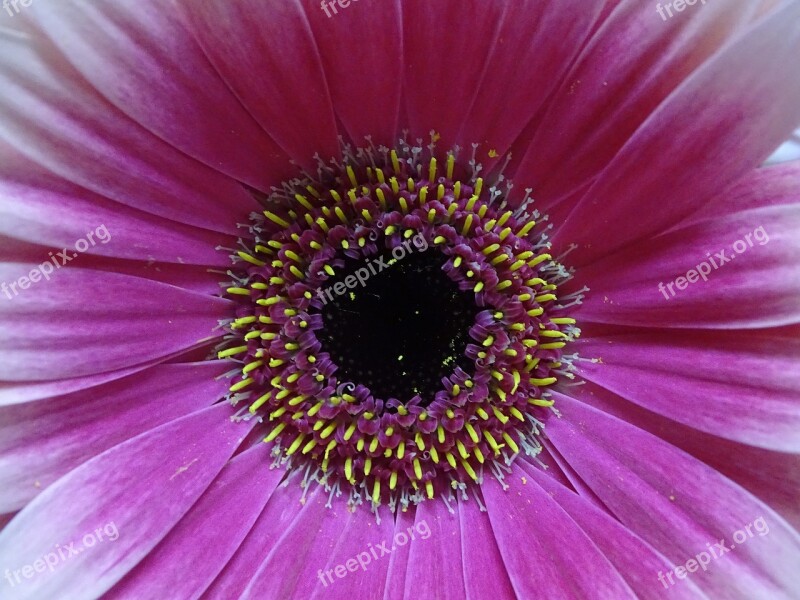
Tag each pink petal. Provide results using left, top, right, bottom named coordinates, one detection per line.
left=300, top=0, right=403, bottom=148
left=574, top=204, right=800, bottom=328
left=202, top=482, right=317, bottom=599
left=31, top=0, right=293, bottom=192
left=458, top=497, right=516, bottom=600
left=105, top=443, right=284, bottom=600
left=0, top=33, right=254, bottom=234
left=512, top=0, right=770, bottom=208
left=554, top=2, right=800, bottom=264
left=546, top=393, right=800, bottom=599
left=381, top=507, right=416, bottom=600
left=679, top=160, right=800, bottom=227
left=239, top=490, right=391, bottom=598
left=0, top=362, right=156, bottom=405
left=402, top=500, right=466, bottom=599
left=400, top=0, right=507, bottom=149
left=519, top=461, right=709, bottom=600
left=572, top=377, right=800, bottom=532
left=306, top=506, right=396, bottom=600
left=0, top=403, right=254, bottom=599
left=0, top=362, right=229, bottom=512
left=575, top=328, right=800, bottom=451
left=0, top=266, right=229, bottom=380
left=482, top=465, right=637, bottom=598
left=451, top=0, right=604, bottom=163
left=0, top=174, right=234, bottom=267
left=177, top=0, right=340, bottom=169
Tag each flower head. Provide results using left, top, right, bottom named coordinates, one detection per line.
left=0, top=1, right=799, bottom=599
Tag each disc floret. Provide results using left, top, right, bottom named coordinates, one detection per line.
left=218, top=137, right=581, bottom=512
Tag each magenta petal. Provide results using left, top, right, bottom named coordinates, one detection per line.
left=306, top=507, right=396, bottom=599
left=546, top=393, right=800, bottom=599
left=381, top=507, right=416, bottom=600
left=574, top=204, right=800, bottom=328
left=32, top=0, right=292, bottom=192
left=401, top=0, right=507, bottom=148
left=680, top=160, right=800, bottom=227
left=235, top=494, right=396, bottom=599
left=482, top=465, right=637, bottom=599
left=555, top=2, right=800, bottom=264
left=458, top=498, right=515, bottom=600
left=0, top=33, right=254, bottom=234
left=301, top=0, right=402, bottom=148
left=570, top=377, right=800, bottom=533
left=0, top=266, right=229, bottom=380
left=0, top=176, right=234, bottom=267
left=515, top=0, right=767, bottom=206
left=402, top=500, right=466, bottom=599
left=576, top=329, right=800, bottom=451
left=0, top=362, right=157, bottom=405
left=0, top=362, right=230, bottom=513
left=0, top=403, right=253, bottom=600
left=177, top=0, right=340, bottom=169
left=104, top=443, right=283, bottom=600
left=453, top=0, right=603, bottom=162
left=519, top=461, right=708, bottom=599
left=202, top=482, right=317, bottom=599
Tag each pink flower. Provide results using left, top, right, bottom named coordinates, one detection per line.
left=0, top=1, right=799, bottom=599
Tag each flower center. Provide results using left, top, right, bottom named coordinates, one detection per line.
left=318, top=249, right=479, bottom=403
left=218, top=137, right=582, bottom=513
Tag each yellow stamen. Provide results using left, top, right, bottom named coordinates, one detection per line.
left=263, top=422, right=286, bottom=442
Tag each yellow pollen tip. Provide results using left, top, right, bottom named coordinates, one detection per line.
left=372, top=479, right=381, bottom=505
left=229, top=377, right=253, bottom=392
left=264, top=211, right=290, bottom=229
left=428, top=158, right=437, bottom=182
left=426, top=481, right=435, bottom=499
left=346, top=165, right=358, bottom=187
left=462, top=460, right=479, bottom=481
left=502, top=433, right=520, bottom=454
left=226, top=287, right=251, bottom=296
left=237, top=252, right=266, bottom=267
left=248, top=392, right=272, bottom=414
left=286, top=434, right=306, bottom=455
left=263, top=422, right=286, bottom=442
left=492, top=407, right=510, bottom=424
left=218, top=345, right=248, bottom=359
left=529, top=398, right=555, bottom=407
left=294, top=194, right=314, bottom=211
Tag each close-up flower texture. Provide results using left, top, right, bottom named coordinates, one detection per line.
left=0, top=0, right=799, bottom=599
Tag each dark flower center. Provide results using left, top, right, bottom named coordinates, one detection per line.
left=217, top=137, right=582, bottom=513
left=318, top=249, right=480, bottom=404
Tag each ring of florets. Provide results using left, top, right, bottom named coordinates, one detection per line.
left=217, top=136, right=582, bottom=513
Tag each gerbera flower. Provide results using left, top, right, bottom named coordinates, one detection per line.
left=1, top=0, right=799, bottom=599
